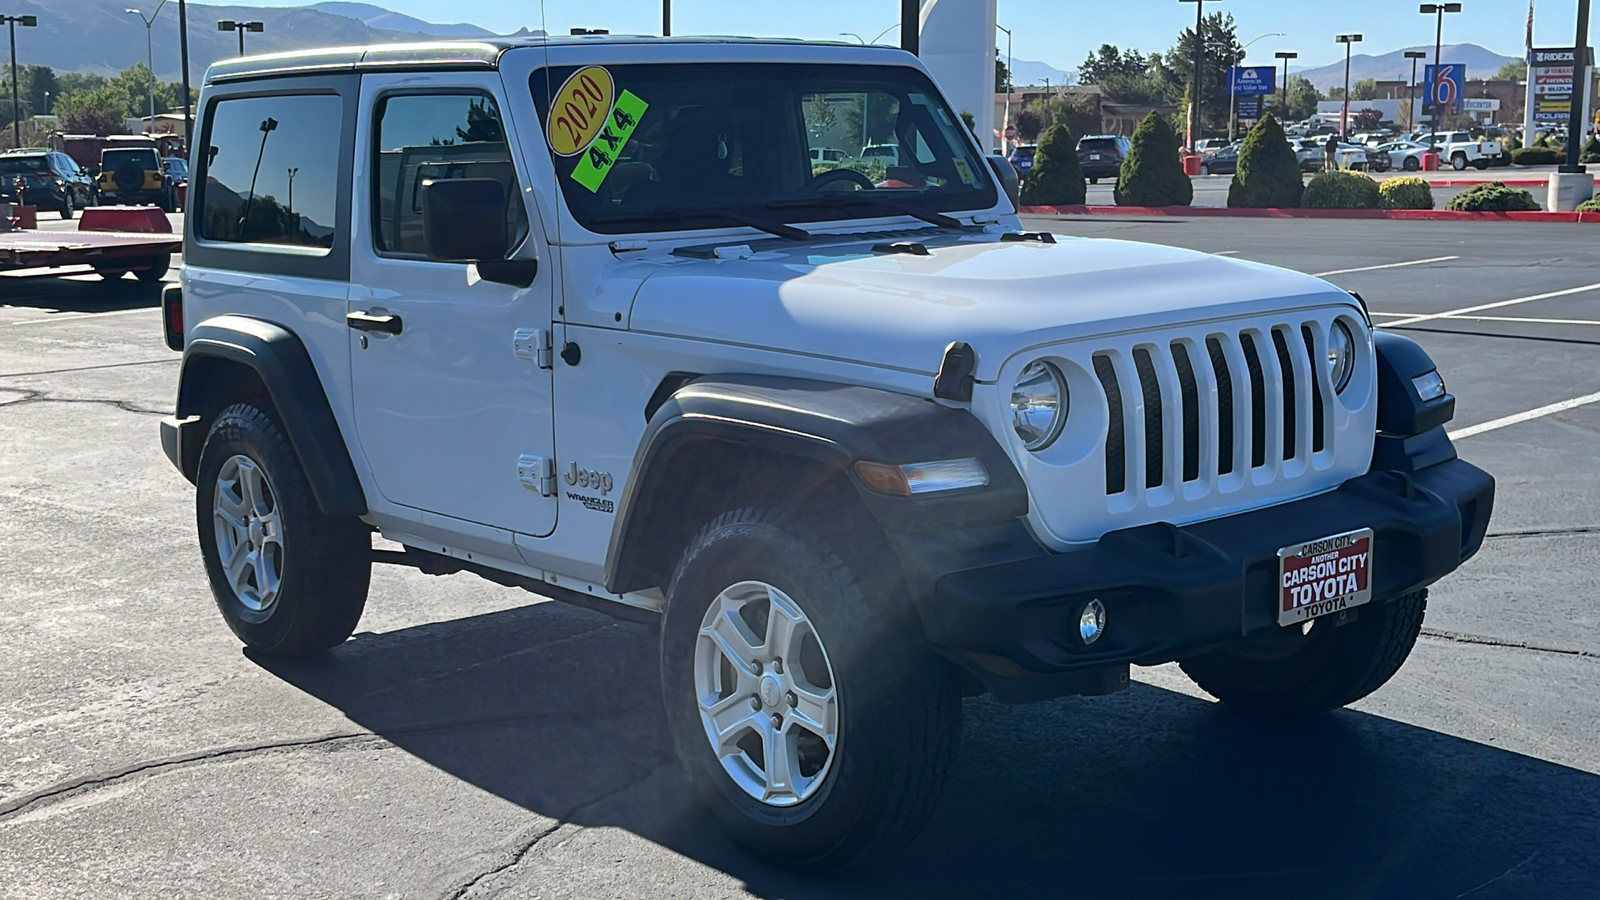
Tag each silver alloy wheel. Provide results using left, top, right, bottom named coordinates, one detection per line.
left=694, top=580, right=839, bottom=807
left=213, top=454, right=284, bottom=613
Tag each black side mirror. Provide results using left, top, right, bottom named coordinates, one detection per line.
left=421, top=177, right=536, bottom=287
left=985, top=155, right=1021, bottom=210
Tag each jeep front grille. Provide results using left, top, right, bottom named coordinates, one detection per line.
left=1092, top=321, right=1334, bottom=503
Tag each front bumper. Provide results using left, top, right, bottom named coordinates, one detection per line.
left=920, top=456, right=1494, bottom=702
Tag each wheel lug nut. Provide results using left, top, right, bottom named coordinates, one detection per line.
left=786, top=692, right=797, bottom=708
left=749, top=695, right=762, bottom=710
left=770, top=714, right=783, bottom=728
left=749, top=660, right=761, bottom=675
left=771, top=659, right=783, bottom=675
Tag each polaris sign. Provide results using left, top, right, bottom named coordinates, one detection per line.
left=1228, top=66, right=1276, bottom=96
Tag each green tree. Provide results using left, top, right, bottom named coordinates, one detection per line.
left=1115, top=111, right=1192, bottom=206
left=1022, top=95, right=1098, bottom=142
left=1014, top=108, right=1042, bottom=142
left=996, top=55, right=1010, bottom=92
left=1079, top=44, right=1150, bottom=85
left=1227, top=114, right=1303, bottom=208
left=842, top=97, right=898, bottom=149
left=1275, top=74, right=1322, bottom=121
left=1019, top=124, right=1086, bottom=206
left=1164, top=12, right=1245, bottom=133
left=1329, top=78, right=1379, bottom=102
left=1493, top=59, right=1528, bottom=81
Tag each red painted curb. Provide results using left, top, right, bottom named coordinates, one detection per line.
left=1020, top=204, right=1600, bottom=223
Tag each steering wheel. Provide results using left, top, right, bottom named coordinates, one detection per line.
left=803, top=167, right=876, bottom=192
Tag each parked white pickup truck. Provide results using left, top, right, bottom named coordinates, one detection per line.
left=1418, top=132, right=1506, bottom=170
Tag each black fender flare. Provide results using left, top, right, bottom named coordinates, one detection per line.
left=1373, top=332, right=1455, bottom=436
left=175, top=315, right=366, bottom=517
left=604, top=375, right=1028, bottom=595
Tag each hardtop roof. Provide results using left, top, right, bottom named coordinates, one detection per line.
left=204, top=35, right=898, bottom=84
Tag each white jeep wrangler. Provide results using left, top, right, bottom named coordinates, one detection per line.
left=159, top=36, right=1495, bottom=871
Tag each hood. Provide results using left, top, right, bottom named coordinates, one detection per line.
left=626, top=234, right=1358, bottom=381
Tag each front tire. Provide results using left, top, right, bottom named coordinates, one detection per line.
left=1404, top=156, right=1421, bottom=171
left=196, top=401, right=371, bottom=657
left=1451, top=154, right=1469, bottom=171
left=59, top=194, right=73, bottom=220
left=660, top=508, right=959, bottom=872
left=1180, top=590, right=1427, bottom=718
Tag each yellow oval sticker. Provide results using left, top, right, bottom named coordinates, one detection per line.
left=547, top=66, right=616, bottom=157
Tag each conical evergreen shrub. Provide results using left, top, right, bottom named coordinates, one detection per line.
left=1582, top=135, right=1600, bottom=164
left=1114, top=112, right=1193, bottom=207
left=1018, top=124, right=1086, bottom=206
left=1227, top=114, right=1303, bottom=209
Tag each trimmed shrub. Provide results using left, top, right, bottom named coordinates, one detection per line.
left=1227, top=114, right=1303, bottom=209
left=1577, top=196, right=1600, bottom=213
left=1582, top=136, right=1600, bottom=164
left=1302, top=171, right=1380, bottom=209
left=1378, top=176, right=1435, bottom=210
left=1019, top=123, right=1087, bottom=206
left=1115, top=111, right=1193, bottom=207
left=1511, top=147, right=1559, bottom=166
left=1445, top=181, right=1541, bottom=212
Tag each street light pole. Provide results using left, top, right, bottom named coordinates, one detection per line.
left=218, top=20, right=263, bottom=56
left=662, top=0, right=669, bottom=37
left=997, top=24, right=1012, bottom=151
left=1420, top=3, right=1463, bottom=153
left=126, top=2, right=169, bottom=129
left=1560, top=0, right=1591, bottom=173
left=178, top=0, right=192, bottom=152
left=1179, top=0, right=1221, bottom=149
left=1405, top=50, right=1428, bottom=133
left=1276, top=50, right=1298, bottom=118
left=1, top=14, right=35, bottom=151
left=1337, top=34, right=1363, bottom=136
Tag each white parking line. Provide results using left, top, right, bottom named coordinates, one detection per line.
left=6, top=307, right=157, bottom=326
left=1312, top=256, right=1459, bottom=277
left=1369, top=312, right=1600, bottom=327
left=1382, top=282, right=1600, bottom=328
left=1449, top=391, right=1600, bottom=440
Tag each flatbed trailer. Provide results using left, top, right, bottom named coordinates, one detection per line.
left=0, top=207, right=180, bottom=283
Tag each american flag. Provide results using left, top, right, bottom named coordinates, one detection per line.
left=1526, top=0, right=1535, bottom=60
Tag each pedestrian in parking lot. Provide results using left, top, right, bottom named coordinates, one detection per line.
left=1325, top=133, right=1340, bottom=172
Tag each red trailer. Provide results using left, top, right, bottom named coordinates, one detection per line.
left=0, top=207, right=179, bottom=283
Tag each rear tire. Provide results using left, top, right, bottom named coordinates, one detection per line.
left=1473, top=159, right=1490, bottom=170
left=196, top=401, right=371, bottom=658
left=59, top=194, right=73, bottom=220
left=660, top=508, right=959, bottom=872
left=1089, top=177, right=1100, bottom=185
left=1180, top=590, right=1428, bottom=718
left=134, top=254, right=170, bottom=283
left=1404, top=156, right=1421, bottom=171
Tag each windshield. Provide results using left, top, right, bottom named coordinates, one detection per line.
left=532, top=63, right=997, bottom=235
left=0, top=156, right=49, bottom=174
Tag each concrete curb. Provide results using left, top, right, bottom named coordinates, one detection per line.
left=1019, top=204, right=1600, bottom=223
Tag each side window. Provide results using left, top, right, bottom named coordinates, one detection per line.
left=198, top=93, right=342, bottom=250
left=372, top=92, right=526, bottom=257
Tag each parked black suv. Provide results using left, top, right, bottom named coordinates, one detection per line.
left=0, top=149, right=97, bottom=219
left=98, top=147, right=175, bottom=211
left=1077, top=134, right=1131, bottom=184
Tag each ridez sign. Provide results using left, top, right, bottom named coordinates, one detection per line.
left=1530, top=47, right=1596, bottom=124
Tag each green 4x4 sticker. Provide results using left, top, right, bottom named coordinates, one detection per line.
left=571, top=90, right=649, bottom=193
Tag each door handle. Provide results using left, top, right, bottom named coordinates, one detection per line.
left=346, top=311, right=403, bottom=335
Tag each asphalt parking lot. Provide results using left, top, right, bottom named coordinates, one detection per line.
left=3, top=213, right=1599, bottom=899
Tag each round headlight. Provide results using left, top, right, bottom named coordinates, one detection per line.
left=1327, top=320, right=1356, bottom=394
left=1011, top=360, right=1068, bottom=451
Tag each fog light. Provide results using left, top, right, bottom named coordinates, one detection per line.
left=1079, top=599, right=1106, bottom=645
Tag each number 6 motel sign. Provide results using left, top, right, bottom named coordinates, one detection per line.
left=1426, top=63, right=1465, bottom=113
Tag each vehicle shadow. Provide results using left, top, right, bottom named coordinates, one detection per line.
left=0, top=271, right=166, bottom=313
left=254, top=599, right=1600, bottom=900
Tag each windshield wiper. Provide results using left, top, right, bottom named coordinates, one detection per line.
left=591, top=207, right=810, bottom=242
left=767, top=193, right=964, bottom=230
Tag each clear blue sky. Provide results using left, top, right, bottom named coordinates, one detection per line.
left=249, top=1, right=1595, bottom=72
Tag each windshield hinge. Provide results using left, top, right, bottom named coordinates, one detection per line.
left=970, top=213, right=1002, bottom=225
left=609, top=239, right=650, bottom=253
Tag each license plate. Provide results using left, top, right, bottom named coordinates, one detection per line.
left=1278, top=528, right=1373, bottom=627
left=1089, top=154, right=1102, bottom=160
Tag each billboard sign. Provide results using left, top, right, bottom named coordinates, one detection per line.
left=1529, top=47, right=1595, bottom=123
left=1228, top=66, right=1276, bottom=96
left=1236, top=97, right=1262, bottom=124
left=1425, top=64, right=1466, bottom=114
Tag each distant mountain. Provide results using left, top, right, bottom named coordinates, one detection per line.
left=1008, top=58, right=1073, bottom=88
left=19, top=0, right=540, bottom=82
left=307, top=2, right=492, bottom=39
left=1294, top=44, right=1519, bottom=91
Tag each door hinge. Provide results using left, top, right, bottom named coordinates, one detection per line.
left=513, top=328, right=553, bottom=368
left=517, top=455, right=556, bottom=496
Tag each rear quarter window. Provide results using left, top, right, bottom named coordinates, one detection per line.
left=198, top=93, right=342, bottom=251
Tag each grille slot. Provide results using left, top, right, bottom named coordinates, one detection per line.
left=1302, top=325, right=1327, bottom=452
left=1092, top=353, right=1126, bottom=495
left=1132, top=348, right=1164, bottom=489
left=1171, top=341, right=1201, bottom=483
left=1272, top=328, right=1298, bottom=461
left=1240, top=333, right=1268, bottom=469
left=1206, top=336, right=1236, bottom=476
